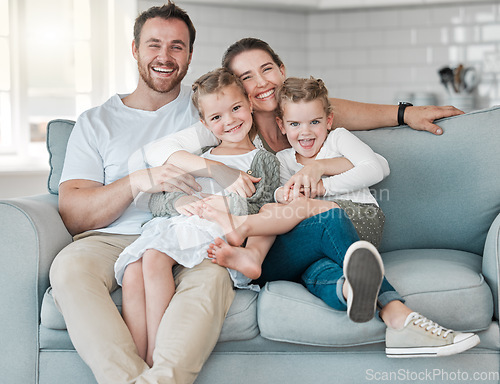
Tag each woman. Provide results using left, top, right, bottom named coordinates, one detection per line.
left=144, top=38, right=477, bottom=358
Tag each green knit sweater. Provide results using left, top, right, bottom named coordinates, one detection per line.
left=149, top=149, right=280, bottom=219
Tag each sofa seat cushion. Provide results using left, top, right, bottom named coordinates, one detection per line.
left=40, top=287, right=259, bottom=349
left=258, top=249, right=493, bottom=347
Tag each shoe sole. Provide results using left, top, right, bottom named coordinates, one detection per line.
left=344, top=241, right=384, bottom=323
left=386, top=333, right=480, bottom=358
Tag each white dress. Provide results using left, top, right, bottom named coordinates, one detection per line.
left=114, top=148, right=261, bottom=291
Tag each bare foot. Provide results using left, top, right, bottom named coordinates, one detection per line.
left=201, top=204, right=248, bottom=246
left=207, top=238, right=262, bottom=280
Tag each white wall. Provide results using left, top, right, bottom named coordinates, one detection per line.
left=0, top=171, right=49, bottom=199
left=156, top=0, right=499, bottom=108
left=308, top=2, right=500, bottom=108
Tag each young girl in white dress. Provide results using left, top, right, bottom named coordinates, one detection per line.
left=114, top=68, right=280, bottom=367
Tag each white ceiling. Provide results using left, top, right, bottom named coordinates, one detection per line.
left=178, top=0, right=483, bottom=11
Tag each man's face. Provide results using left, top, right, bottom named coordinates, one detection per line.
left=133, top=17, right=192, bottom=94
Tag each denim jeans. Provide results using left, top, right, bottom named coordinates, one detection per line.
left=255, top=208, right=403, bottom=311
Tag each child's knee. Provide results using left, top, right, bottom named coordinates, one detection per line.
left=122, top=260, right=143, bottom=288
left=142, top=249, right=176, bottom=273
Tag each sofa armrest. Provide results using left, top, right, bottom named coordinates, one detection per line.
left=0, top=194, right=72, bottom=382
left=483, top=212, right=500, bottom=321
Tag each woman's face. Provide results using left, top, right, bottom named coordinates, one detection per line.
left=229, top=49, right=286, bottom=114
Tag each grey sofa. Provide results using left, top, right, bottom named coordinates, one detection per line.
left=1, top=106, right=499, bottom=384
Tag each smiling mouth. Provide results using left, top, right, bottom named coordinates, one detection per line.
left=256, top=89, right=275, bottom=99
left=225, top=123, right=242, bottom=133
left=152, top=66, right=175, bottom=74
left=299, top=138, right=315, bottom=148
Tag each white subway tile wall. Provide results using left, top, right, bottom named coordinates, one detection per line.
left=140, top=1, right=500, bottom=109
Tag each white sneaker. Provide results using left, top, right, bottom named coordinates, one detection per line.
left=386, top=312, right=480, bottom=358
left=343, top=240, right=384, bottom=323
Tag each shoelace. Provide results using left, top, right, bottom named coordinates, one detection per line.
left=407, top=312, right=453, bottom=337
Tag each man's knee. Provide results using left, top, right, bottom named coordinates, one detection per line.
left=50, top=245, right=88, bottom=290
left=50, top=240, right=116, bottom=295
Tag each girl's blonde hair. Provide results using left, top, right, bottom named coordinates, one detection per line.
left=275, top=77, right=333, bottom=120
left=192, top=67, right=257, bottom=140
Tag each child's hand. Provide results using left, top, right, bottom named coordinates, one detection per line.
left=274, top=187, right=288, bottom=204
left=283, top=163, right=322, bottom=200
left=284, top=189, right=306, bottom=202
left=174, top=195, right=202, bottom=216
left=210, top=163, right=261, bottom=197
left=316, top=180, right=326, bottom=197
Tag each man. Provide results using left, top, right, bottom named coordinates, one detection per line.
left=50, top=2, right=463, bottom=384
left=50, top=3, right=236, bottom=384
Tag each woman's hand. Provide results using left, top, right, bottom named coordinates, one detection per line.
left=404, top=105, right=464, bottom=135
left=174, top=195, right=203, bottom=216
left=209, top=163, right=261, bottom=197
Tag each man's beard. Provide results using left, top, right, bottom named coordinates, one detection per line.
left=137, top=59, right=189, bottom=94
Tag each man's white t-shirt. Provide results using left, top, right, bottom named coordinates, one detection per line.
left=59, top=84, right=199, bottom=235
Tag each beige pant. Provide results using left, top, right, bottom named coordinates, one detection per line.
left=50, top=231, right=235, bottom=384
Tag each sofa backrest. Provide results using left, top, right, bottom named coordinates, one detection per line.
left=354, top=106, right=500, bottom=255
left=46, top=106, right=500, bottom=255
left=46, top=119, right=75, bottom=195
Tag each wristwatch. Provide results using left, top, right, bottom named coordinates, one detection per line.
left=398, top=102, right=413, bottom=126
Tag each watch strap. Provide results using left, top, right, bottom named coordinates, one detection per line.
left=398, top=102, right=413, bottom=126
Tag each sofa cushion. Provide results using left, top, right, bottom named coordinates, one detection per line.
left=257, top=249, right=493, bottom=347
left=46, top=119, right=75, bottom=195
left=40, top=287, right=259, bottom=348
left=353, top=106, right=500, bottom=255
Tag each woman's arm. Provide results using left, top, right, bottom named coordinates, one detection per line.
left=330, top=98, right=463, bottom=135
left=144, top=121, right=219, bottom=167
left=167, top=150, right=261, bottom=197
left=144, top=122, right=261, bottom=197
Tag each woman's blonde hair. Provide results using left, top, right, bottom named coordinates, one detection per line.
left=275, top=77, right=333, bottom=120
left=192, top=67, right=257, bottom=140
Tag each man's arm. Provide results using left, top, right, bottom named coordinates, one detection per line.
left=59, top=179, right=133, bottom=236
left=59, top=164, right=200, bottom=235
left=330, top=98, right=463, bottom=135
